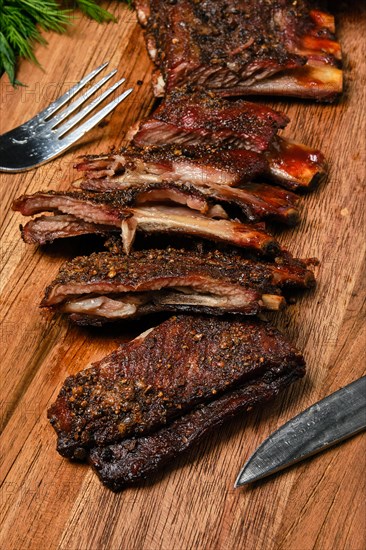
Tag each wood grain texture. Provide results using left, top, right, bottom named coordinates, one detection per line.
left=0, top=3, right=365, bottom=549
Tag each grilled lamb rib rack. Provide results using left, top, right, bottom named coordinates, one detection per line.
left=41, top=246, right=315, bottom=324
left=136, top=0, right=342, bottom=100
left=127, top=90, right=289, bottom=153
left=74, top=143, right=269, bottom=188
left=78, top=184, right=300, bottom=226
left=75, top=141, right=324, bottom=195
left=48, top=315, right=306, bottom=462
left=129, top=92, right=289, bottom=153
left=128, top=93, right=325, bottom=190
left=90, top=368, right=302, bottom=491
left=13, top=189, right=282, bottom=254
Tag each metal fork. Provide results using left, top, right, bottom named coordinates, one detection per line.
left=0, top=62, right=133, bottom=172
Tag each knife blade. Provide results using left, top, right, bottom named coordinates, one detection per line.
left=235, top=375, right=366, bottom=487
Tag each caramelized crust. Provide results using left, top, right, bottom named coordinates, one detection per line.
left=48, top=315, right=306, bottom=460
left=137, top=0, right=342, bottom=100
left=132, top=91, right=289, bottom=152
left=90, top=367, right=303, bottom=491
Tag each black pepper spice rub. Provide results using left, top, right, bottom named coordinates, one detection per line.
left=41, top=246, right=315, bottom=324
left=48, top=315, right=306, bottom=462
left=89, top=367, right=302, bottom=491
left=12, top=188, right=281, bottom=254
left=136, top=0, right=342, bottom=100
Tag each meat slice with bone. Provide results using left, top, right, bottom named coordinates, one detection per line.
left=73, top=155, right=300, bottom=225
left=90, top=367, right=302, bottom=491
left=48, top=315, right=306, bottom=461
left=20, top=215, right=115, bottom=245
left=129, top=91, right=289, bottom=153
left=129, top=93, right=326, bottom=190
left=13, top=190, right=281, bottom=254
left=74, top=143, right=268, bottom=187
left=136, top=0, right=342, bottom=101
left=41, top=246, right=315, bottom=324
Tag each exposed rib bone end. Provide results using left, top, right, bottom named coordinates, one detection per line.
left=261, top=294, right=286, bottom=311
left=233, top=64, right=342, bottom=102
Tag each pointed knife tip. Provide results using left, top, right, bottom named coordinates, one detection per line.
left=234, top=468, right=258, bottom=487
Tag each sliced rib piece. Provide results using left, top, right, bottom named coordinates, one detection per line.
left=13, top=190, right=279, bottom=254
left=74, top=144, right=268, bottom=187
left=48, top=315, right=306, bottom=460
left=90, top=366, right=303, bottom=491
left=74, top=145, right=301, bottom=224
left=20, top=215, right=115, bottom=245
left=77, top=177, right=300, bottom=225
left=41, top=246, right=315, bottom=324
left=120, top=205, right=276, bottom=254
left=137, top=0, right=342, bottom=101
left=129, top=91, right=289, bottom=153
left=128, top=94, right=325, bottom=189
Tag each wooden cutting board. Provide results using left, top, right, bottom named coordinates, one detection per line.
left=0, top=3, right=365, bottom=549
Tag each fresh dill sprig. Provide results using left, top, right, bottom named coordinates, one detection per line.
left=74, top=0, right=116, bottom=23
left=0, top=1, right=131, bottom=85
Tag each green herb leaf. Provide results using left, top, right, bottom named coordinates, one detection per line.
left=74, top=0, right=117, bottom=23
left=0, top=1, right=131, bottom=86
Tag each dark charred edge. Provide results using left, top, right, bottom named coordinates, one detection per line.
left=89, top=367, right=304, bottom=492
left=138, top=1, right=342, bottom=102
left=261, top=240, right=281, bottom=257
left=279, top=209, right=300, bottom=226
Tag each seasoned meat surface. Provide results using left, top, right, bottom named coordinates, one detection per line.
left=127, top=94, right=326, bottom=189
left=13, top=190, right=280, bottom=254
left=137, top=0, right=342, bottom=100
left=41, top=246, right=315, bottom=322
left=90, top=367, right=303, bottom=491
left=48, top=315, right=306, bottom=460
left=131, top=91, right=289, bottom=152
left=75, top=143, right=268, bottom=186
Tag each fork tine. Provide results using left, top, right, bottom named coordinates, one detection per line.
left=58, top=88, right=133, bottom=147
left=38, top=62, right=109, bottom=121
left=56, top=78, right=127, bottom=138
left=50, top=69, right=118, bottom=127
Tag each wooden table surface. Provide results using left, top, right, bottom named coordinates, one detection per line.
left=0, top=3, right=365, bottom=549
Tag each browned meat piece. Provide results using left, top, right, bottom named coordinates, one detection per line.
left=48, top=315, right=306, bottom=461
left=73, top=155, right=300, bottom=225
left=128, top=93, right=326, bottom=189
left=130, top=91, right=289, bottom=153
left=41, top=246, right=315, bottom=324
left=137, top=0, right=342, bottom=100
left=267, top=137, right=326, bottom=190
left=13, top=190, right=280, bottom=254
left=20, top=215, right=115, bottom=245
left=90, top=366, right=303, bottom=491
left=74, top=143, right=268, bottom=187
left=75, top=140, right=324, bottom=194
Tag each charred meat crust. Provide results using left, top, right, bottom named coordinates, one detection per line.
left=89, top=366, right=303, bottom=491
left=75, top=143, right=269, bottom=184
left=20, top=215, right=115, bottom=245
left=125, top=94, right=326, bottom=190
left=41, top=246, right=315, bottom=308
left=13, top=190, right=281, bottom=254
left=16, top=184, right=300, bottom=230
left=138, top=0, right=342, bottom=100
left=48, top=315, right=306, bottom=460
left=131, top=91, right=289, bottom=153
